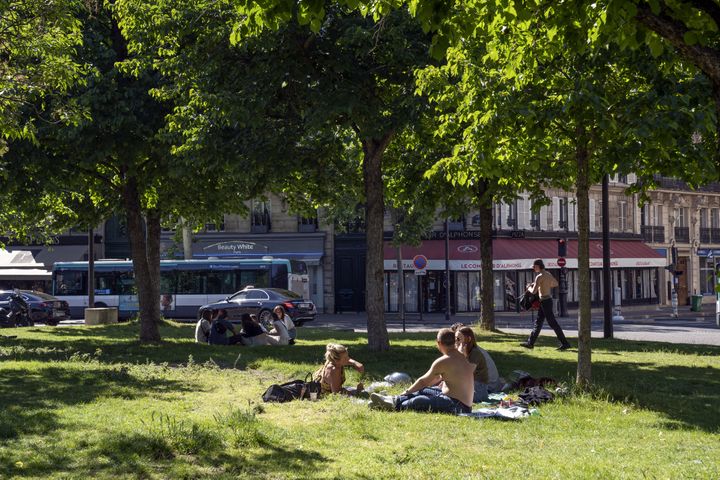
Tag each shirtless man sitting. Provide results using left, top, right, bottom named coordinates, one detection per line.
left=369, top=328, right=475, bottom=414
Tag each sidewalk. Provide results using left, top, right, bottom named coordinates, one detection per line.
left=315, top=303, right=720, bottom=346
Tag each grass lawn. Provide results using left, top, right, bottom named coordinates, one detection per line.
left=0, top=321, right=718, bottom=479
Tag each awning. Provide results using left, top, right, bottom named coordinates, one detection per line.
left=33, top=245, right=88, bottom=267
left=383, top=238, right=666, bottom=271
left=0, top=268, right=51, bottom=280
left=7, top=245, right=88, bottom=269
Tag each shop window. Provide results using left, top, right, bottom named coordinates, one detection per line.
left=700, top=257, right=716, bottom=295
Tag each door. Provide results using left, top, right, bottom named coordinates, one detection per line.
left=677, top=256, right=689, bottom=305
left=334, top=255, right=366, bottom=312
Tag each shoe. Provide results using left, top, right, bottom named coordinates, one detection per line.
left=519, top=342, right=534, bottom=349
left=556, top=344, right=571, bottom=351
left=369, top=392, right=396, bottom=411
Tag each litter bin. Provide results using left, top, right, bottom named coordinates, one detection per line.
left=690, top=295, right=703, bottom=312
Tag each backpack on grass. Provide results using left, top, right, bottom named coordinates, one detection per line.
left=262, top=373, right=322, bottom=403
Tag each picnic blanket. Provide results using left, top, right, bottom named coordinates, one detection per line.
left=460, top=405, right=537, bottom=421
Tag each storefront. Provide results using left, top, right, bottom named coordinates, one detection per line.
left=698, top=249, right=720, bottom=298
left=383, top=238, right=666, bottom=312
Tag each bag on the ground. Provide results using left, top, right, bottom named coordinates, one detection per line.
left=518, top=386, right=554, bottom=406
left=262, top=373, right=322, bottom=403
left=518, top=292, right=539, bottom=311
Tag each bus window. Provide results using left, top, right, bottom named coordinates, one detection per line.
left=237, top=270, right=270, bottom=290
left=95, top=272, right=117, bottom=295
left=117, top=272, right=136, bottom=295
left=55, top=271, right=85, bottom=295
left=177, top=270, right=203, bottom=294
left=271, top=263, right=289, bottom=289
left=206, top=270, right=236, bottom=295
left=160, top=270, right=176, bottom=296
left=290, top=260, right=308, bottom=275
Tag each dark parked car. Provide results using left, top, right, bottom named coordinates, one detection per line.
left=0, top=290, right=70, bottom=326
left=198, top=287, right=317, bottom=326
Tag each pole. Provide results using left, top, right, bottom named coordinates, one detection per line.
left=88, top=228, right=95, bottom=310
left=715, top=262, right=720, bottom=327
left=444, top=219, right=451, bottom=322
left=558, top=264, right=568, bottom=317
left=181, top=218, right=193, bottom=260
left=396, top=243, right=405, bottom=333
left=602, top=174, right=613, bottom=338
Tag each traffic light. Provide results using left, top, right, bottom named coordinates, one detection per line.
left=557, top=238, right=567, bottom=257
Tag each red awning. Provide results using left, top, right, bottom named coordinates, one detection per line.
left=384, top=238, right=666, bottom=271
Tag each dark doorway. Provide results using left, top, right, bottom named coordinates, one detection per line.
left=334, top=234, right=366, bottom=312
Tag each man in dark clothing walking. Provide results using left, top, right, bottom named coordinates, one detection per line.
left=521, top=259, right=572, bottom=351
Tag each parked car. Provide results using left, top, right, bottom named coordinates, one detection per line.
left=198, top=287, right=317, bottom=326
left=0, top=290, right=70, bottom=326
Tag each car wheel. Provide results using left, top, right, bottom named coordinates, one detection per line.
left=258, top=309, right=273, bottom=328
left=46, top=319, right=59, bottom=326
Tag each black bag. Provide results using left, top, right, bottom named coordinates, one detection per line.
left=212, top=320, right=227, bottom=335
left=518, top=291, right=539, bottom=311
left=262, top=373, right=322, bottom=403
left=518, top=386, right=554, bottom=406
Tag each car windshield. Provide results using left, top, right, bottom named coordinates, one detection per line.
left=0, top=293, right=11, bottom=301
left=228, top=291, right=251, bottom=301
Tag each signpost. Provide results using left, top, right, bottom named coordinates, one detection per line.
left=413, top=255, right=428, bottom=322
left=557, top=257, right=568, bottom=317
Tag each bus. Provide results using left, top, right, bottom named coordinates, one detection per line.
left=51, top=257, right=309, bottom=319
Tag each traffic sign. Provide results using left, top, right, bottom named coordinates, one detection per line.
left=412, top=254, right=428, bottom=270
left=557, top=257, right=567, bottom=268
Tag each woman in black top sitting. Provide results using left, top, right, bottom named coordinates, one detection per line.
left=239, top=313, right=269, bottom=345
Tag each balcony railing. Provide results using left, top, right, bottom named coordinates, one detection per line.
left=674, top=226, right=690, bottom=243
left=700, top=227, right=720, bottom=244
left=641, top=225, right=665, bottom=243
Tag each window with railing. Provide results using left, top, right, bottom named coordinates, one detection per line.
left=448, top=216, right=465, bottom=231
left=251, top=200, right=271, bottom=233
left=298, top=214, right=318, bottom=233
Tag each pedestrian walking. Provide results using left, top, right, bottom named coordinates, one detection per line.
left=520, top=259, right=571, bottom=351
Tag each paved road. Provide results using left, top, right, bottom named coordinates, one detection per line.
left=312, top=306, right=720, bottom=347
left=51, top=304, right=720, bottom=346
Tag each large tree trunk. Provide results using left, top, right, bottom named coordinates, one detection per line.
left=122, top=176, right=161, bottom=342
left=362, top=133, right=393, bottom=351
left=477, top=179, right=495, bottom=330
left=576, top=129, right=592, bottom=387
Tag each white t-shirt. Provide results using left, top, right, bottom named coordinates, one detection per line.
left=283, top=314, right=296, bottom=331
left=194, top=318, right=211, bottom=343
left=267, top=319, right=290, bottom=345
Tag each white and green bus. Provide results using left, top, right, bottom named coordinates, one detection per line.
left=52, top=257, right=309, bottom=318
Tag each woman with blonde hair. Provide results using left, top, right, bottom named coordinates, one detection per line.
left=455, top=326, right=501, bottom=402
left=313, top=343, right=365, bottom=395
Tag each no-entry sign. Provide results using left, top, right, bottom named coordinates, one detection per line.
left=413, top=254, right=428, bottom=270
left=557, top=257, right=567, bottom=268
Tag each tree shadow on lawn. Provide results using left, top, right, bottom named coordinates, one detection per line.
left=0, top=365, right=193, bottom=442
left=484, top=335, right=720, bottom=433
left=79, top=429, right=329, bottom=479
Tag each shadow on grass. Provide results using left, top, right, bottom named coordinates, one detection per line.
left=0, top=365, right=192, bottom=442
left=3, top=322, right=719, bottom=436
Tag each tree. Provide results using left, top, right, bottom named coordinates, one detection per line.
left=0, top=0, right=84, bottom=150
left=4, top=2, right=254, bottom=342
left=117, top=0, right=436, bottom=351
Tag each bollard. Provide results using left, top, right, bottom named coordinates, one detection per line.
left=671, top=289, right=679, bottom=319
left=612, top=286, right=624, bottom=321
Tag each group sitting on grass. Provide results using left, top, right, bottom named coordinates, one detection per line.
left=368, top=324, right=501, bottom=414
left=194, top=305, right=296, bottom=346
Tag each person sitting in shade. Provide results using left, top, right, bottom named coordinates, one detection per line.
left=194, top=309, right=212, bottom=344
left=208, top=309, right=242, bottom=345
left=369, top=328, right=474, bottom=414
left=265, top=308, right=291, bottom=346
left=273, top=305, right=297, bottom=344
